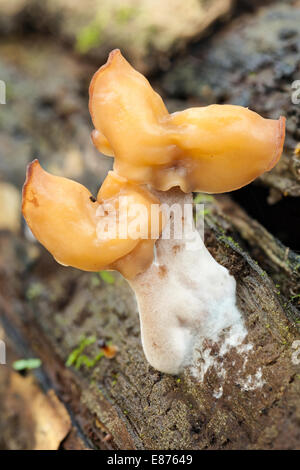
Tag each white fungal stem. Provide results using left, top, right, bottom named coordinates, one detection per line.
left=129, top=188, right=249, bottom=375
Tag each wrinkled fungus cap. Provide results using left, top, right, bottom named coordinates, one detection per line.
left=89, top=49, right=285, bottom=193
left=22, top=160, right=161, bottom=279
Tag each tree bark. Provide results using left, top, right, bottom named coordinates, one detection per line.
left=1, top=191, right=300, bottom=449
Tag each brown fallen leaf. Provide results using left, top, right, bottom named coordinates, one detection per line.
left=7, top=372, right=71, bottom=450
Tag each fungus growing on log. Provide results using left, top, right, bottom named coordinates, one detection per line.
left=22, top=50, right=285, bottom=375
left=22, top=162, right=162, bottom=279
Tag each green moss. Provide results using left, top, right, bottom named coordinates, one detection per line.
left=26, top=282, right=44, bottom=300
left=218, top=234, right=241, bottom=250
left=291, top=294, right=300, bottom=301
left=90, top=274, right=101, bottom=287
left=194, top=194, right=214, bottom=204
left=194, top=193, right=214, bottom=220
left=196, top=207, right=211, bottom=217
left=99, top=271, right=115, bottom=284
left=115, top=6, right=138, bottom=24
left=76, top=20, right=103, bottom=54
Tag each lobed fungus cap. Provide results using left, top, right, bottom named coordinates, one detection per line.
left=90, top=49, right=285, bottom=193
left=22, top=160, right=162, bottom=279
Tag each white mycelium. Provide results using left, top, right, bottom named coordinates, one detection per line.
left=129, top=189, right=249, bottom=376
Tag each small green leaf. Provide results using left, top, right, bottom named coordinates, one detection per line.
left=13, top=358, right=42, bottom=371
left=82, top=335, right=97, bottom=347
left=66, top=348, right=80, bottom=367
left=75, top=354, right=94, bottom=370
left=66, top=335, right=96, bottom=367
left=99, top=271, right=115, bottom=284
left=93, top=351, right=105, bottom=363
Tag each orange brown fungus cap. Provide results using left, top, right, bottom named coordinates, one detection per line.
left=22, top=160, right=161, bottom=279
left=89, top=49, right=285, bottom=193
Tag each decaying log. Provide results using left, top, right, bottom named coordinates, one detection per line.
left=1, top=191, right=300, bottom=449
left=215, top=195, right=300, bottom=302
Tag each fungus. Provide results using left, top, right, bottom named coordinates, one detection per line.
left=22, top=50, right=285, bottom=375
left=89, top=49, right=285, bottom=194
left=22, top=161, right=162, bottom=279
